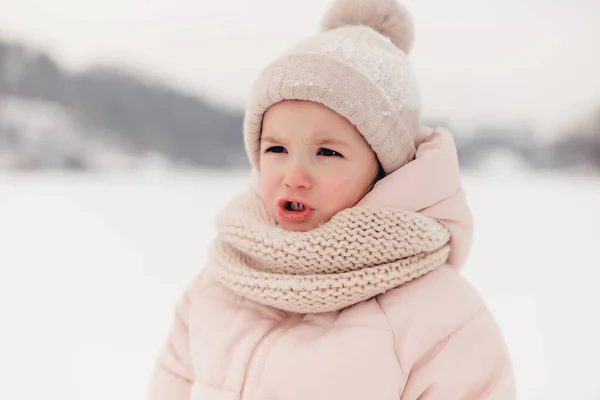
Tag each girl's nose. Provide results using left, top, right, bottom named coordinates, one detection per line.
left=283, top=163, right=313, bottom=190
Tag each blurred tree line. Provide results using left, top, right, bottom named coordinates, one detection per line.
left=552, top=108, right=600, bottom=170
left=0, top=38, right=245, bottom=169
left=1, top=36, right=599, bottom=172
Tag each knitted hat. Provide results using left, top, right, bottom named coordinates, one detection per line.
left=243, top=0, right=420, bottom=174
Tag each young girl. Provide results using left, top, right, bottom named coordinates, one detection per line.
left=148, top=0, right=516, bottom=398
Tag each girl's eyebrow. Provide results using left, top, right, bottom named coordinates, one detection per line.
left=261, top=135, right=283, bottom=143
left=312, top=135, right=348, bottom=146
left=314, top=138, right=347, bottom=146
left=261, top=134, right=347, bottom=146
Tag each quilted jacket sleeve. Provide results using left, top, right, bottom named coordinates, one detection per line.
left=400, top=309, right=516, bottom=400
left=147, top=287, right=195, bottom=400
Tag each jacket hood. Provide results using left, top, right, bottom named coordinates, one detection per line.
left=358, top=126, right=473, bottom=268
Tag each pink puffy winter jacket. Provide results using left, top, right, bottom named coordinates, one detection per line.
left=147, top=127, right=516, bottom=400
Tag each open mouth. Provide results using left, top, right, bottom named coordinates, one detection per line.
left=284, top=201, right=306, bottom=212
left=277, top=198, right=314, bottom=222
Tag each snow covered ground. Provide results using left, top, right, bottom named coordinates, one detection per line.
left=0, top=169, right=598, bottom=399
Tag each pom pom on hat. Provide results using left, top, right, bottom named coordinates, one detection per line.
left=321, top=0, right=415, bottom=54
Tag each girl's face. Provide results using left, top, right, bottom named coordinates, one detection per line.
left=259, top=100, right=380, bottom=232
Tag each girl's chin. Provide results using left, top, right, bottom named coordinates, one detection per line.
left=276, top=219, right=316, bottom=232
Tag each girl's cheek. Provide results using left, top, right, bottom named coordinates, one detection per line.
left=329, top=174, right=368, bottom=206
left=260, top=172, right=279, bottom=198
left=322, top=178, right=350, bottom=199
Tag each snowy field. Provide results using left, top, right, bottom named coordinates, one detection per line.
left=0, top=169, right=599, bottom=399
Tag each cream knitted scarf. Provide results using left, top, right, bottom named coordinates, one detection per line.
left=209, top=191, right=451, bottom=314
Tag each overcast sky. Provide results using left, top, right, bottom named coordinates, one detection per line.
left=1, top=0, right=599, bottom=137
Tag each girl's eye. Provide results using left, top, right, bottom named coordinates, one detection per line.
left=318, top=148, right=343, bottom=157
left=265, top=146, right=287, bottom=154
